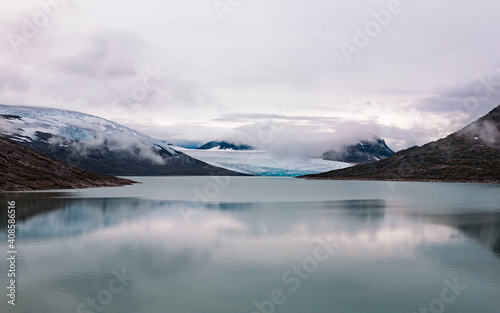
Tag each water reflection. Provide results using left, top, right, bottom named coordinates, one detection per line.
left=334, top=199, right=386, bottom=220
left=4, top=196, right=499, bottom=259
left=419, top=212, right=500, bottom=257
left=1, top=189, right=500, bottom=313
left=6, top=198, right=389, bottom=240
left=0, top=192, right=71, bottom=229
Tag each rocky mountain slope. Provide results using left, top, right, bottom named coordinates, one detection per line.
left=0, top=137, right=135, bottom=191
left=0, top=105, right=245, bottom=176
left=322, top=137, right=395, bottom=163
left=301, top=105, right=500, bottom=183
left=198, top=141, right=254, bottom=150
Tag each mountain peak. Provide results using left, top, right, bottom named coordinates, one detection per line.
left=198, top=141, right=254, bottom=151
left=322, top=136, right=395, bottom=164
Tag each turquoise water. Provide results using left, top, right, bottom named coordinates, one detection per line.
left=1, top=177, right=500, bottom=313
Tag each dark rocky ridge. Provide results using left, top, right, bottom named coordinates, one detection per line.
left=322, top=137, right=395, bottom=164
left=301, top=105, right=500, bottom=183
left=0, top=137, right=135, bottom=191
left=198, top=141, right=254, bottom=150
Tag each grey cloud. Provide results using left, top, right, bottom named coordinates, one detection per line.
left=49, top=131, right=166, bottom=165
left=414, top=71, right=500, bottom=112
left=0, top=21, right=217, bottom=116
left=460, top=120, right=500, bottom=148
left=0, top=65, right=31, bottom=92
left=213, top=113, right=343, bottom=124
left=57, top=30, right=144, bottom=78
left=411, top=72, right=500, bottom=132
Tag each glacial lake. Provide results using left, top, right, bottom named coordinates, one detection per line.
left=1, top=177, right=500, bottom=313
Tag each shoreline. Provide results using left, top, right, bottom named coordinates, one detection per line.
left=298, top=176, right=500, bottom=184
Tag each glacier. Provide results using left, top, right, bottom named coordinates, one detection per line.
left=180, top=148, right=353, bottom=177
left=0, top=104, right=176, bottom=155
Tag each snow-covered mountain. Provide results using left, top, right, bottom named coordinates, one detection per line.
left=322, top=137, right=395, bottom=164
left=180, top=147, right=353, bottom=177
left=0, top=105, right=244, bottom=176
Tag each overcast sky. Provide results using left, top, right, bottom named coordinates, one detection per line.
left=1, top=0, right=499, bottom=151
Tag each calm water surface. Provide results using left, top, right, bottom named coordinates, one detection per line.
left=1, top=177, right=500, bottom=313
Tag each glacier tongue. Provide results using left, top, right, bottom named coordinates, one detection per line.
left=180, top=148, right=353, bottom=177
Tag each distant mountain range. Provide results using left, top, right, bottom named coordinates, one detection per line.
left=322, top=137, right=395, bottom=164
left=198, top=141, right=254, bottom=150
left=0, top=136, right=134, bottom=191
left=197, top=138, right=395, bottom=165
left=0, top=105, right=245, bottom=176
left=302, top=105, right=500, bottom=183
